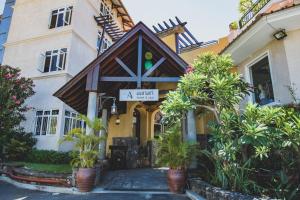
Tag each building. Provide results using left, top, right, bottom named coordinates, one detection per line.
left=0, top=0, right=228, bottom=153
left=0, top=0, right=133, bottom=151
left=222, top=0, right=300, bottom=107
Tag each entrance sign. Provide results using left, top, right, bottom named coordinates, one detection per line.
left=120, top=89, right=159, bottom=101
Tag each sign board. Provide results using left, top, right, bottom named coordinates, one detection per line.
left=120, top=89, right=159, bottom=102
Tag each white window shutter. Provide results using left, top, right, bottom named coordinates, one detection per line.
left=56, top=50, right=62, bottom=70
left=38, top=53, right=45, bottom=72
left=57, top=49, right=67, bottom=70
left=63, top=7, right=72, bottom=25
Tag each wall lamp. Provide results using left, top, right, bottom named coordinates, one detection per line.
left=115, top=115, right=121, bottom=125
left=99, top=94, right=118, bottom=115
left=273, top=29, right=287, bottom=40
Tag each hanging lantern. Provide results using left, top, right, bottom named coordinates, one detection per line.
left=144, top=52, right=153, bottom=70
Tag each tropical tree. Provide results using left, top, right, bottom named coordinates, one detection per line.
left=161, top=52, right=250, bottom=124
left=61, top=115, right=106, bottom=168
left=0, top=65, right=35, bottom=159
left=156, top=124, right=199, bottom=169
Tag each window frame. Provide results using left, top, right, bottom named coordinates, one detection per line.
left=34, top=109, right=59, bottom=136
left=49, top=6, right=73, bottom=29
left=99, top=1, right=112, bottom=19
left=39, top=48, right=67, bottom=73
left=63, top=110, right=85, bottom=135
left=97, top=31, right=112, bottom=53
left=245, top=51, right=276, bottom=105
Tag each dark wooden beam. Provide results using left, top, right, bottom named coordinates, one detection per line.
left=142, top=57, right=166, bottom=78
left=175, top=33, right=180, bottom=54
left=101, top=77, right=138, bottom=82
left=178, top=36, right=188, bottom=47
left=115, top=57, right=136, bottom=77
left=142, top=77, right=180, bottom=82
left=103, top=47, right=137, bottom=76
left=63, top=81, right=85, bottom=98
left=137, top=33, right=143, bottom=88
left=181, top=32, right=194, bottom=45
left=153, top=25, right=160, bottom=33
left=112, top=3, right=122, bottom=9
left=100, top=35, right=138, bottom=75
left=117, top=13, right=127, bottom=17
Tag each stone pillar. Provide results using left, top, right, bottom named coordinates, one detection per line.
left=186, top=109, right=197, bottom=169
left=99, top=109, right=108, bottom=160
left=86, top=92, right=98, bottom=135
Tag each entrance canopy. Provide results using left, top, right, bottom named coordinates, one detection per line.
left=54, top=22, right=188, bottom=114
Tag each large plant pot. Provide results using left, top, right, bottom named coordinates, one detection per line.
left=167, top=169, right=187, bottom=193
left=76, top=168, right=96, bottom=192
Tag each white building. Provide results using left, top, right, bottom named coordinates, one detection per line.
left=0, top=0, right=133, bottom=151
left=223, top=0, right=300, bottom=107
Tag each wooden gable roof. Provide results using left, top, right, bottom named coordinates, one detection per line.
left=54, top=22, right=188, bottom=114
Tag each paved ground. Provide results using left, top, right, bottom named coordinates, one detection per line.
left=0, top=181, right=190, bottom=200
left=99, top=168, right=169, bottom=191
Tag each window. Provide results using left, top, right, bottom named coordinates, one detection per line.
left=99, top=1, right=112, bottom=18
left=35, top=110, right=59, bottom=136
left=38, top=48, right=67, bottom=73
left=97, top=32, right=112, bottom=53
left=64, top=111, right=85, bottom=135
left=250, top=56, right=274, bottom=105
left=49, top=6, right=73, bottom=29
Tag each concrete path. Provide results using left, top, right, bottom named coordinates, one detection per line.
left=100, top=168, right=169, bottom=191
left=0, top=180, right=190, bottom=200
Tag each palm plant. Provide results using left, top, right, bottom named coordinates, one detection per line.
left=156, top=124, right=199, bottom=170
left=61, top=115, right=106, bottom=168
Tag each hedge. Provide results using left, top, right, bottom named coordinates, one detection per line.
left=25, top=149, right=74, bottom=164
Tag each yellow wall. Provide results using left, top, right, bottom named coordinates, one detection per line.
left=161, top=34, right=177, bottom=52
left=180, top=37, right=229, bottom=65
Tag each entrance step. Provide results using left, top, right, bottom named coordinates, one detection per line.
left=99, top=168, right=169, bottom=191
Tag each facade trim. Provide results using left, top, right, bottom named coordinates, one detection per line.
left=30, top=72, right=73, bottom=80
left=4, top=28, right=73, bottom=47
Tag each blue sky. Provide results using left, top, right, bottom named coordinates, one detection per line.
left=122, top=0, right=241, bottom=41
left=0, top=0, right=241, bottom=41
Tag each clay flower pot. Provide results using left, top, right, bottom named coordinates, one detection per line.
left=167, top=169, right=187, bottom=193
left=76, top=168, right=96, bottom=192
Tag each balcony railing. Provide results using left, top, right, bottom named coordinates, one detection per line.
left=239, top=0, right=272, bottom=28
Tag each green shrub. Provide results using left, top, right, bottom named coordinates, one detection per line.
left=4, top=130, right=36, bottom=161
left=204, top=104, right=300, bottom=198
left=26, top=150, right=73, bottom=164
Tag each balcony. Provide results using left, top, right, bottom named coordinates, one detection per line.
left=239, top=0, right=272, bottom=28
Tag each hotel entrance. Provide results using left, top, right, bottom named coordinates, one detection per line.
left=54, top=22, right=188, bottom=170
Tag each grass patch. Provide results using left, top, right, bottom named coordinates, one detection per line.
left=10, top=162, right=72, bottom=174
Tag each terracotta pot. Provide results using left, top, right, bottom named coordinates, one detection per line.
left=167, top=169, right=187, bottom=193
left=76, top=168, right=96, bottom=192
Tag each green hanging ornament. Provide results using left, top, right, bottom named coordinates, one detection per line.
left=144, top=52, right=153, bottom=70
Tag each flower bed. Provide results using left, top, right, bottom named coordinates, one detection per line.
left=0, top=163, right=72, bottom=187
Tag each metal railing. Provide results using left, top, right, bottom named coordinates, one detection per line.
left=239, top=0, right=272, bottom=28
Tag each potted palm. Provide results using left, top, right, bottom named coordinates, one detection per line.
left=61, top=115, right=106, bottom=192
left=156, top=124, right=199, bottom=193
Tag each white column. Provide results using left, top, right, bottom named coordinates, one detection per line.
left=86, top=92, right=98, bottom=135
left=186, top=109, right=197, bottom=169
left=181, top=113, right=187, bottom=141
left=99, top=109, right=108, bottom=160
